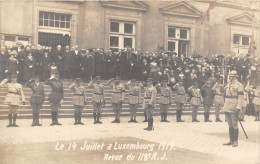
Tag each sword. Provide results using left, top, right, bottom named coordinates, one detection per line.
left=235, top=111, right=248, bottom=139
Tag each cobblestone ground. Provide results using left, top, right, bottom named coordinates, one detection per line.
left=0, top=114, right=259, bottom=164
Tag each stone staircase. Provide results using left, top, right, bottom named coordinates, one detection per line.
left=0, top=80, right=212, bottom=119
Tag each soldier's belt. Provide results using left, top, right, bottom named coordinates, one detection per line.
left=8, top=92, right=19, bottom=95
left=226, top=96, right=238, bottom=98
left=94, top=93, right=103, bottom=95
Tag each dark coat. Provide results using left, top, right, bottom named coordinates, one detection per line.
left=6, top=58, right=18, bottom=75
left=0, top=52, right=9, bottom=81
left=104, top=54, right=115, bottom=73
left=45, top=79, right=64, bottom=103
left=82, top=54, right=95, bottom=75
left=54, top=50, right=64, bottom=70
left=23, top=57, right=35, bottom=81
left=25, top=81, right=45, bottom=104
left=71, top=50, right=82, bottom=70
left=94, top=52, right=105, bottom=73
left=63, top=51, right=72, bottom=71
left=201, top=84, right=214, bottom=106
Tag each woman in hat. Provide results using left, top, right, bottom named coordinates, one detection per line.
left=5, top=50, right=18, bottom=79
left=69, top=78, right=86, bottom=125
left=0, top=74, right=25, bottom=127
left=188, top=82, right=203, bottom=122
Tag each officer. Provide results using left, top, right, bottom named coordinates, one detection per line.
left=158, top=80, right=172, bottom=122
left=143, top=78, right=157, bottom=131
left=188, top=82, right=203, bottom=122
left=0, top=74, right=25, bottom=127
left=212, top=78, right=224, bottom=122
left=222, top=70, right=244, bottom=147
left=125, top=79, right=141, bottom=123
left=109, top=76, right=125, bottom=123
left=172, top=79, right=187, bottom=122
left=69, top=78, right=86, bottom=125
left=25, top=75, right=45, bottom=126
left=87, top=76, right=105, bottom=124
left=45, top=73, right=64, bottom=126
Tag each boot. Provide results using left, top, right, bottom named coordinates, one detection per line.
left=164, top=113, right=170, bottom=122
left=93, top=113, right=97, bottom=124
left=144, top=118, right=151, bottom=130
left=7, top=114, right=12, bottom=127
left=97, top=113, right=102, bottom=124
left=55, top=112, right=62, bottom=125
left=204, top=113, right=207, bottom=122
left=32, top=113, right=36, bottom=126
left=12, top=114, right=19, bottom=127
left=74, top=113, right=78, bottom=125
left=36, top=113, right=41, bottom=126
left=207, top=113, right=212, bottom=122
left=143, top=112, right=148, bottom=122
left=179, top=111, right=184, bottom=122
left=232, top=129, right=239, bottom=147
left=50, top=112, right=55, bottom=126
left=111, top=118, right=117, bottom=123
left=160, top=112, right=164, bottom=122
left=78, top=113, right=84, bottom=125
left=223, top=127, right=234, bottom=145
left=176, top=111, right=180, bottom=122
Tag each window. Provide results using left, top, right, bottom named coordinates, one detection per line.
left=3, top=35, right=30, bottom=47
left=168, top=41, right=176, bottom=51
left=168, top=28, right=176, bottom=38
left=39, top=11, right=71, bottom=29
left=4, top=35, right=15, bottom=42
left=167, top=26, right=190, bottom=53
left=233, top=34, right=250, bottom=46
left=109, top=21, right=136, bottom=50
left=180, top=29, right=187, bottom=39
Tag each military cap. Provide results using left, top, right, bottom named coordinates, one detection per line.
left=229, top=70, right=238, bottom=77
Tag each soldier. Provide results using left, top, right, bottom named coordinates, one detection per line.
left=69, top=78, right=86, bottom=125
left=222, top=70, right=244, bottom=147
left=25, top=75, right=45, bottom=126
left=5, top=50, right=18, bottom=79
left=87, top=76, right=105, bottom=124
left=212, top=78, right=225, bottom=122
left=201, top=80, right=214, bottom=122
left=0, top=74, right=25, bottom=127
left=172, top=79, right=188, bottom=122
left=109, top=76, right=125, bottom=123
left=188, top=82, right=203, bottom=122
left=125, top=79, right=141, bottom=123
left=158, top=80, right=172, bottom=122
left=143, top=78, right=157, bottom=131
left=45, top=73, right=64, bottom=126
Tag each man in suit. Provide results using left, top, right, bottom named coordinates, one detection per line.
left=45, top=73, right=64, bottom=126
left=40, top=50, right=51, bottom=82
left=0, top=46, right=9, bottom=82
left=63, top=45, right=72, bottom=80
left=140, top=58, right=150, bottom=81
left=81, top=49, right=95, bottom=82
left=71, top=45, right=82, bottom=79
left=25, top=75, right=45, bottom=126
left=104, top=49, right=115, bottom=79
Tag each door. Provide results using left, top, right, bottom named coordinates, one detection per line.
left=38, top=32, right=70, bottom=49
left=178, top=41, right=189, bottom=57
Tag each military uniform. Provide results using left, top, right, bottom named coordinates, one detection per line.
left=158, top=82, right=172, bottom=122
left=172, top=81, right=187, bottom=122
left=87, top=76, right=105, bottom=124
left=69, top=79, right=86, bottom=125
left=25, top=79, right=45, bottom=126
left=188, top=84, right=203, bottom=122
left=250, top=85, right=260, bottom=121
left=125, top=80, right=141, bottom=123
left=222, top=70, right=244, bottom=147
left=45, top=75, right=64, bottom=126
left=143, top=78, right=157, bottom=131
left=0, top=76, right=25, bottom=127
left=212, top=82, right=225, bottom=122
left=110, top=78, right=125, bottom=123
left=201, top=82, right=214, bottom=122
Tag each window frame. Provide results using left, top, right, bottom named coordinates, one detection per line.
left=39, top=11, right=71, bottom=30
left=232, top=34, right=251, bottom=47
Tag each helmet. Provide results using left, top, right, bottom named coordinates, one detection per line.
left=229, top=70, right=238, bottom=77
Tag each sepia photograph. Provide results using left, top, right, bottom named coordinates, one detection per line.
left=0, top=0, right=259, bottom=164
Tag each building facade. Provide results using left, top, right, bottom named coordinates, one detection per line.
left=0, top=1, right=259, bottom=57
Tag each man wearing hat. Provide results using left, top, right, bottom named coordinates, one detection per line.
left=69, top=78, right=86, bottom=125
left=45, top=73, right=64, bottom=126
left=109, top=76, right=125, bottom=123
left=0, top=74, right=25, bottom=127
left=87, top=76, right=105, bottom=124
left=172, top=79, right=188, bottom=122
left=158, top=80, right=172, bottom=122
left=188, top=82, right=203, bottom=122
left=143, top=78, right=157, bottom=131
left=25, top=75, right=45, bottom=126
left=125, top=79, right=141, bottom=123
left=222, top=70, right=244, bottom=147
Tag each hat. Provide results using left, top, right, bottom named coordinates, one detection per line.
left=95, top=76, right=101, bottom=80
left=9, top=50, right=17, bottom=56
left=229, top=70, right=238, bottom=77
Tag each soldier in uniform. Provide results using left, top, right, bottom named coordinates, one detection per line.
left=143, top=78, right=157, bottom=131
left=25, top=75, right=45, bottom=126
left=201, top=80, right=214, bottom=122
left=45, top=73, right=64, bottom=126
left=69, top=78, right=86, bottom=125
left=125, top=79, right=141, bottom=123
left=252, top=84, right=260, bottom=121
left=109, top=76, right=125, bottom=123
left=172, top=79, right=188, bottom=122
left=188, top=82, right=203, bottom=122
left=0, top=74, right=25, bottom=127
left=158, top=80, right=172, bottom=122
left=212, top=78, right=225, bottom=122
left=87, top=76, right=105, bottom=124
left=222, top=70, right=244, bottom=147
